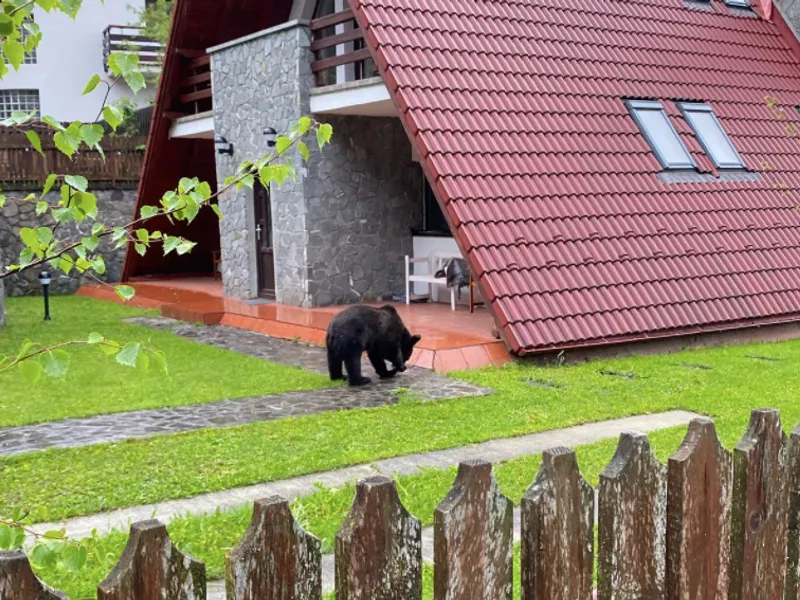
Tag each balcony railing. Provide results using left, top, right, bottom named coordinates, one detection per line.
left=176, top=53, right=212, bottom=115
left=310, top=7, right=378, bottom=87
left=103, top=25, right=162, bottom=73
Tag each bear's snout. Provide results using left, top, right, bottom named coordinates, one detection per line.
left=397, top=364, right=407, bottom=372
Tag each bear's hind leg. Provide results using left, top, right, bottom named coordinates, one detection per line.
left=344, top=353, right=371, bottom=386
left=368, top=351, right=396, bottom=379
left=327, top=346, right=345, bottom=381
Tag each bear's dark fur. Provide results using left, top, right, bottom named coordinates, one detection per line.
left=326, top=304, right=422, bottom=386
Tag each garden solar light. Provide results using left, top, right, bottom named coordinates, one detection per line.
left=214, top=135, right=234, bottom=156
left=263, top=126, right=277, bottom=148
left=38, top=270, right=51, bottom=321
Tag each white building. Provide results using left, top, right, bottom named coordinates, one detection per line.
left=0, top=0, right=157, bottom=123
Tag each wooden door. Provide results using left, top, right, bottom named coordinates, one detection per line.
left=254, top=182, right=276, bottom=299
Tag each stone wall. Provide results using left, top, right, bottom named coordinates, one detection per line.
left=211, top=21, right=315, bottom=303
left=305, top=115, right=421, bottom=305
left=776, top=0, right=800, bottom=39
left=0, top=189, right=136, bottom=297
left=0, top=248, right=5, bottom=327
left=210, top=21, right=421, bottom=306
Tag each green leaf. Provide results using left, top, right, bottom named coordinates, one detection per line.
left=115, top=285, right=135, bottom=301
left=136, top=352, right=150, bottom=371
left=25, top=130, right=44, bottom=156
left=92, top=256, right=106, bottom=275
left=19, top=248, right=34, bottom=267
left=135, top=228, right=149, bottom=243
left=83, top=74, right=101, bottom=95
left=125, top=71, right=146, bottom=94
left=0, top=525, right=13, bottom=550
left=81, top=236, right=99, bottom=251
left=102, top=105, right=122, bottom=131
left=91, top=222, right=104, bottom=236
left=319, top=123, right=333, bottom=144
left=35, top=201, right=49, bottom=216
left=176, top=241, right=196, bottom=255
left=116, top=342, right=141, bottom=368
left=19, top=227, right=39, bottom=250
left=31, top=543, right=57, bottom=569
left=178, top=177, right=198, bottom=193
left=72, top=192, right=97, bottom=220
left=0, top=15, right=14, bottom=37
left=162, top=235, right=181, bottom=255
left=35, top=227, right=53, bottom=246
left=80, top=124, right=104, bottom=147
left=42, top=350, right=70, bottom=378
left=99, top=341, right=120, bottom=356
left=298, top=141, right=310, bottom=162
left=150, top=350, right=168, bottom=375
left=51, top=207, right=72, bottom=223
left=58, top=0, right=83, bottom=18
left=3, top=39, right=25, bottom=71
left=0, top=195, right=6, bottom=208
left=54, top=255, right=73, bottom=275
left=87, top=332, right=104, bottom=344
left=36, top=0, right=59, bottom=9
left=297, top=116, right=312, bottom=135
left=196, top=181, right=212, bottom=200
left=19, top=360, right=42, bottom=387
left=134, top=243, right=146, bottom=256
left=53, top=131, right=78, bottom=158
left=275, top=136, right=292, bottom=154
left=140, top=205, right=159, bottom=219
left=41, top=115, right=64, bottom=131
left=61, top=544, right=87, bottom=573
left=211, top=204, right=223, bottom=220
left=42, top=173, right=58, bottom=197
left=64, top=174, right=88, bottom=192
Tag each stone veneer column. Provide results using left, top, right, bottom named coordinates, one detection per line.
left=0, top=248, right=5, bottom=328
left=210, top=21, right=314, bottom=304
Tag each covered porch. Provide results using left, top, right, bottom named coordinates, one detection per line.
left=77, top=278, right=509, bottom=372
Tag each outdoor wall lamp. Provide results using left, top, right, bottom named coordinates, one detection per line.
left=215, top=135, right=234, bottom=156
left=263, top=126, right=277, bottom=148
left=38, top=270, right=52, bottom=321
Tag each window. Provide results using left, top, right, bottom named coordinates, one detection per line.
left=422, top=177, right=450, bottom=235
left=626, top=99, right=696, bottom=170
left=678, top=102, right=745, bottom=170
left=724, top=0, right=751, bottom=8
left=0, top=89, right=40, bottom=119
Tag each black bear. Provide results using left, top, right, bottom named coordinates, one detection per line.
left=326, top=304, right=422, bottom=386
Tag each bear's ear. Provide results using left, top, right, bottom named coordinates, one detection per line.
left=411, top=334, right=422, bottom=346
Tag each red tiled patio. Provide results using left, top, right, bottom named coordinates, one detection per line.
left=77, top=278, right=510, bottom=372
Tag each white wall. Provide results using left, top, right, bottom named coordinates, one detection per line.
left=0, top=0, right=155, bottom=122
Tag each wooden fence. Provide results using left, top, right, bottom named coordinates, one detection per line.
left=1, top=408, right=798, bottom=599
left=0, top=128, right=146, bottom=189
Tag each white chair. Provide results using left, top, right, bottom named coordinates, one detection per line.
left=405, top=253, right=457, bottom=311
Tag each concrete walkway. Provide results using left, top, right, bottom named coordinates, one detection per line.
left=29, top=410, right=701, bottom=541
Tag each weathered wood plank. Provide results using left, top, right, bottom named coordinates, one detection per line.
left=666, top=418, right=732, bottom=600
left=335, top=476, right=422, bottom=600
left=97, top=520, right=206, bottom=600
left=521, top=447, right=594, bottom=600
left=225, top=496, right=321, bottom=600
left=434, top=459, right=513, bottom=600
left=785, top=424, right=800, bottom=600
left=598, top=431, right=667, bottom=600
left=729, top=409, right=788, bottom=600
left=0, top=550, right=66, bottom=599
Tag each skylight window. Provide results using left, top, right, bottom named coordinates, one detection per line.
left=626, top=99, right=696, bottom=170
left=724, top=0, right=751, bottom=8
left=678, top=102, right=745, bottom=170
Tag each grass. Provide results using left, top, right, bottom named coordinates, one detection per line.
left=0, top=296, right=333, bottom=427
left=5, top=334, right=800, bottom=523
left=30, top=427, right=687, bottom=598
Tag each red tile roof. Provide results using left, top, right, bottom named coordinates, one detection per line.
left=352, top=0, right=800, bottom=354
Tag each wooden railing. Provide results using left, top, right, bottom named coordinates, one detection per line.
left=102, top=25, right=162, bottom=73
left=176, top=53, right=212, bottom=115
left=2, top=409, right=800, bottom=598
left=0, top=127, right=145, bottom=189
left=310, top=7, right=378, bottom=87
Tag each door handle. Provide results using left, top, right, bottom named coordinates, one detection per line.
left=255, top=224, right=262, bottom=241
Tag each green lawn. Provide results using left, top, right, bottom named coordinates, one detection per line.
left=4, top=333, right=800, bottom=525
left=0, top=296, right=333, bottom=427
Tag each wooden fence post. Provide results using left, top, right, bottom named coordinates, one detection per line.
left=0, top=550, right=66, bottom=599
left=598, top=431, right=667, bottom=600
left=225, top=496, right=321, bottom=600
left=335, top=476, right=422, bottom=600
left=521, top=447, right=594, bottom=600
left=785, top=424, right=800, bottom=600
left=433, top=459, right=513, bottom=600
left=665, top=417, right=732, bottom=600
left=728, top=409, right=788, bottom=600
left=97, top=520, right=206, bottom=600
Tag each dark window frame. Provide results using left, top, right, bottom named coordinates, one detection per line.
left=417, top=175, right=452, bottom=237
left=678, top=101, right=746, bottom=170
left=625, top=99, right=697, bottom=171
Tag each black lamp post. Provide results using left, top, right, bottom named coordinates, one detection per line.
left=38, top=270, right=51, bottom=321
left=263, top=126, right=277, bottom=148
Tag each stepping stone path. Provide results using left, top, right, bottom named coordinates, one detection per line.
left=0, top=318, right=488, bottom=456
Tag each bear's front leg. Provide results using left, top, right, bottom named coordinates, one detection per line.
left=344, top=354, right=371, bottom=386
left=368, top=351, right=396, bottom=379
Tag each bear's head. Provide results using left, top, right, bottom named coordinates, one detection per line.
left=401, top=330, right=422, bottom=363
